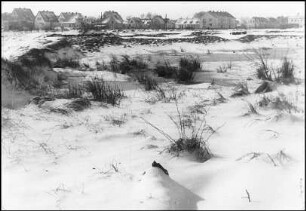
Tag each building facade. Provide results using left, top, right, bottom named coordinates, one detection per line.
left=127, top=17, right=143, bottom=29
left=175, top=18, right=200, bottom=29
left=288, top=14, right=305, bottom=27
left=101, top=11, right=124, bottom=29
left=58, top=12, right=83, bottom=29
left=35, top=11, right=59, bottom=30
left=7, top=8, right=35, bottom=30
left=196, top=11, right=236, bottom=29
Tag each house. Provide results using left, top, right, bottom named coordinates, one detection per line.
left=150, top=15, right=165, bottom=29
left=35, top=11, right=59, bottom=30
left=8, top=8, right=35, bottom=30
left=277, top=16, right=288, bottom=25
left=127, top=17, right=143, bottom=29
left=266, top=17, right=279, bottom=28
left=58, top=12, right=83, bottom=29
left=175, top=18, right=200, bottom=29
left=196, top=11, right=237, bottom=29
left=101, top=11, right=124, bottom=29
left=248, top=17, right=269, bottom=28
left=288, top=13, right=304, bottom=28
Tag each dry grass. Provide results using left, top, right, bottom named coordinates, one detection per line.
left=104, top=114, right=128, bottom=127
left=258, top=93, right=299, bottom=113
left=66, top=98, right=91, bottom=111
left=231, top=82, right=250, bottom=97
left=85, top=79, right=125, bottom=106
left=154, top=61, right=177, bottom=78
left=142, top=101, right=216, bottom=162
left=176, top=57, right=201, bottom=83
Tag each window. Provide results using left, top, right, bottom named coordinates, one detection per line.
left=209, top=18, right=212, bottom=22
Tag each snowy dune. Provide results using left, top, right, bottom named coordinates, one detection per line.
left=1, top=28, right=305, bottom=209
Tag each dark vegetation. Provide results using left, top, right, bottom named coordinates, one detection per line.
left=142, top=102, right=215, bottom=162
left=176, top=57, right=201, bottom=83
left=85, top=79, right=125, bottom=106
left=154, top=61, right=177, bottom=78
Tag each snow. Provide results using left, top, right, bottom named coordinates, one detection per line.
left=2, top=28, right=305, bottom=210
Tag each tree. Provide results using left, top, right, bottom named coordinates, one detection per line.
left=193, top=11, right=206, bottom=19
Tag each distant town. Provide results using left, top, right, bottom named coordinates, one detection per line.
left=1, top=8, right=305, bottom=31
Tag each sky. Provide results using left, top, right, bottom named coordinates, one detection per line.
left=1, top=1, right=305, bottom=20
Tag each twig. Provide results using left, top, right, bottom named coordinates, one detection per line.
left=141, top=117, right=176, bottom=143
left=266, top=153, right=278, bottom=167
left=245, top=189, right=251, bottom=202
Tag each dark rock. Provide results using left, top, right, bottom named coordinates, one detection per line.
left=152, top=161, right=169, bottom=176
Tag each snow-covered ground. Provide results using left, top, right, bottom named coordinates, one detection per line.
left=2, top=28, right=305, bottom=210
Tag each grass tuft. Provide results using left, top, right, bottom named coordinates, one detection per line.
left=85, top=79, right=125, bottom=106
left=176, top=57, right=201, bottom=83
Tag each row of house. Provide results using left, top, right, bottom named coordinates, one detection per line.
left=127, top=11, right=238, bottom=30
left=2, top=8, right=84, bottom=31
left=246, top=14, right=304, bottom=29
left=1, top=8, right=238, bottom=31
left=2, top=8, right=304, bottom=31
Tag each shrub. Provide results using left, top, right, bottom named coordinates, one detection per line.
left=276, top=57, right=295, bottom=84
left=247, top=48, right=273, bottom=81
left=109, top=55, right=148, bottom=74
left=256, top=65, right=272, bottom=81
left=109, top=55, right=120, bottom=73
left=85, top=79, right=124, bottom=106
left=154, top=61, right=177, bottom=78
left=249, top=50, right=295, bottom=84
left=177, top=57, right=201, bottom=83
left=134, top=73, right=158, bottom=91
left=142, top=101, right=215, bottom=162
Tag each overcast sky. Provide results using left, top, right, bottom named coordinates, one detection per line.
left=2, top=1, right=305, bottom=19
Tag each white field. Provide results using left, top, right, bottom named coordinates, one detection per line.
left=1, top=28, right=305, bottom=210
